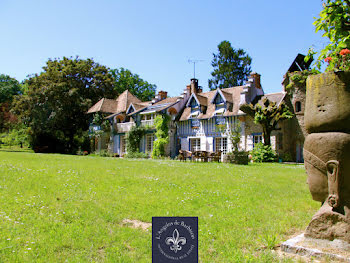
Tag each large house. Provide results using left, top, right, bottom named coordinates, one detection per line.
left=87, top=70, right=306, bottom=162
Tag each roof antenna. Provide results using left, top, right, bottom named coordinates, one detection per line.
left=188, top=59, right=203, bottom=79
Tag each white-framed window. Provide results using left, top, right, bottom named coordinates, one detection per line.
left=120, top=135, right=126, bottom=154
left=190, top=138, right=200, bottom=152
left=253, top=134, right=263, bottom=146
left=142, top=113, right=155, bottom=121
left=215, top=137, right=227, bottom=154
left=190, top=110, right=200, bottom=118
left=214, top=107, right=225, bottom=116
left=190, top=98, right=199, bottom=112
left=146, top=134, right=155, bottom=153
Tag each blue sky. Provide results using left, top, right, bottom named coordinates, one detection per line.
left=1, top=0, right=326, bottom=97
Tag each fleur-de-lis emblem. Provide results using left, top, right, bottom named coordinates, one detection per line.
left=165, top=229, right=186, bottom=253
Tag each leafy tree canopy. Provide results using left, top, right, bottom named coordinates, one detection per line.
left=0, top=74, right=21, bottom=103
left=0, top=74, right=22, bottom=131
left=208, top=40, right=252, bottom=90
left=110, top=68, right=156, bottom=101
left=12, top=56, right=116, bottom=153
left=240, top=98, right=294, bottom=146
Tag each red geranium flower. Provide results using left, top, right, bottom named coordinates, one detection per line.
left=340, top=48, right=350, bottom=56
left=324, top=57, right=332, bottom=63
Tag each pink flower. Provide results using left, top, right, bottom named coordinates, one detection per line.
left=340, top=48, right=350, bottom=56
left=324, top=57, right=332, bottom=63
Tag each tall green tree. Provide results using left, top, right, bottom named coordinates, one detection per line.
left=13, top=57, right=116, bottom=153
left=0, top=74, right=22, bottom=103
left=0, top=74, right=22, bottom=131
left=208, top=41, right=252, bottom=90
left=110, top=68, right=156, bottom=101
left=240, top=98, right=293, bottom=146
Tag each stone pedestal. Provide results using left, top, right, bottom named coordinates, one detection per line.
left=281, top=233, right=350, bottom=261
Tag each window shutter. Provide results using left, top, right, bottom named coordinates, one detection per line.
left=181, top=138, right=189, bottom=151
left=247, top=135, right=254, bottom=151
left=140, top=136, right=145, bottom=153
left=200, top=137, right=207, bottom=151
left=207, top=137, right=214, bottom=152
left=114, top=135, right=119, bottom=154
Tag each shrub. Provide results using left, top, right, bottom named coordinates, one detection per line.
left=152, top=138, right=168, bottom=158
left=96, top=150, right=113, bottom=157
left=0, top=125, right=30, bottom=148
left=280, top=152, right=293, bottom=162
left=124, top=152, right=149, bottom=159
left=223, top=151, right=249, bottom=165
left=77, top=148, right=89, bottom=156
left=251, top=143, right=277, bottom=163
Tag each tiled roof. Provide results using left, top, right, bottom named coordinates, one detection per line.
left=87, top=98, right=119, bottom=114
left=129, top=96, right=180, bottom=116
left=115, top=90, right=142, bottom=113
left=179, top=86, right=245, bottom=121
left=258, top=92, right=286, bottom=106
left=87, top=90, right=143, bottom=115
left=221, top=90, right=233, bottom=103
left=196, top=94, right=208, bottom=106
left=153, top=96, right=179, bottom=105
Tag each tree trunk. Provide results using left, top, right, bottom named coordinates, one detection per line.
left=263, top=127, right=271, bottom=146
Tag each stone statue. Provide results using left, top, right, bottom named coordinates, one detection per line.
left=303, top=71, right=350, bottom=243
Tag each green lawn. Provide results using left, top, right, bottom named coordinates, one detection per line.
left=0, top=151, right=318, bottom=262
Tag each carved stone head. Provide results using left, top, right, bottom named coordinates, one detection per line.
left=304, top=132, right=350, bottom=212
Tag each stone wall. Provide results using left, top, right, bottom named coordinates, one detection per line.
left=281, top=72, right=308, bottom=162
left=243, top=116, right=279, bottom=153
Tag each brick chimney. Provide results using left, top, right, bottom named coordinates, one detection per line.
left=249, top=72, right=261, bottom=89
left=190, top=78, right=199, bottom=94
left=158, top=91, right=167, bottom=101
left=152, top=90, right=168, bottom=104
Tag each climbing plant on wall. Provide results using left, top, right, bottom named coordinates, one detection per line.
left=126, top=125, right=146, bottom=153
left=91, top=112, right=110, bottom=135
left=152, top=114, right=170, bottom=158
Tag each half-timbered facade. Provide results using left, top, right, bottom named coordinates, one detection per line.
left=87, top=70, right=305, bottom=161
left=177, top=73, right=270, bottom=158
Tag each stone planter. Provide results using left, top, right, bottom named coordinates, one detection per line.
left=305, top=71, right=350, bottom=133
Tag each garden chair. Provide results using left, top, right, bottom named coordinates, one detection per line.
left=212, top=151, right=222, bottom=162
left=192, top=151, right=201, bottom=162
left=179, top=150, right=192, bottom=161
left=178, top=150, right=185, bottom=161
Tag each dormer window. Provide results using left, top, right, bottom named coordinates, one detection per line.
left=126, top=103, right=137, bottom=115
left=214, top=107, right=225, bottom=116
left=190, top=110, right=200, bottom=118
left=214, top=93, right=224, bottom=106
left=190, top=99, right=199, bottom=112
left=213, top=91, right=226, bottom=115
